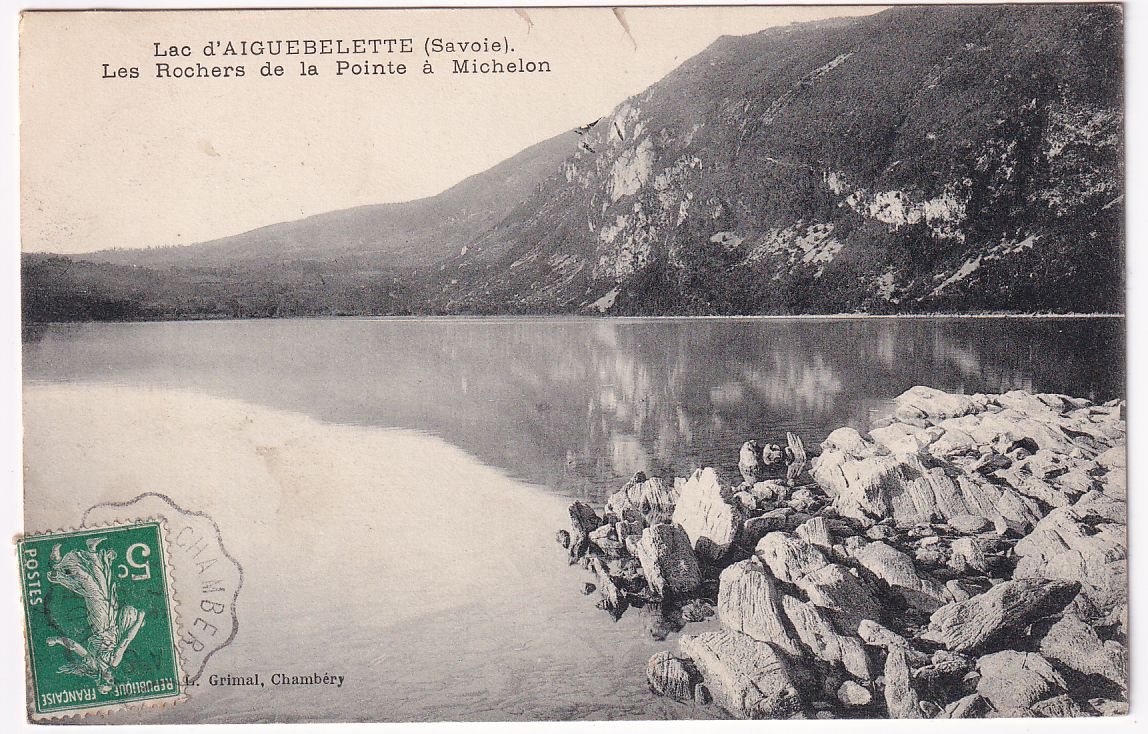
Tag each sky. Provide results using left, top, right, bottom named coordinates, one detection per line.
left=20, top=6, right=885, bottom=254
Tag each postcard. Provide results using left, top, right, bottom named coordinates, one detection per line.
left=17, top=3, right=1126, bottom=723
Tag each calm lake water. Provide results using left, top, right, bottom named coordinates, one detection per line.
left=20, top=316, right=1125, bottom=722
left=23, top=317, right=1125, bottom=504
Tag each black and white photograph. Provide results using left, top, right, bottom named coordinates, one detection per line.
left=8, top=1, right=1137, bottom=726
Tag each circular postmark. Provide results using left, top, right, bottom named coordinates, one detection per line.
left=83, top=493, right=243, bottom=685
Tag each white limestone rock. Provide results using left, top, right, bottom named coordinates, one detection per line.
left=671, top=468, right=744, bottom=563
left=975, top=651, right=1066, bottom=712
left=717, top=560, right=804, bottom=657
left=646, top=651, right=697, bottom=701
left=883, top=648, right=922, bottom=718
left=894, top=386, right=989, bottom=420
left=780, top=595, right=872, bottom=680
left=1013, top=505, right=1126, bottom=620
left=854, top=540, right=953, bottom=613
left=1039, top=612, right=1127, bottom=690
left=678, top=629, right=805, bottom=719
left=605, top=473, right=680, bottom=527
left=635, top=523, right=702, bottom=598
left=921, top=578, right=1081, bottom=652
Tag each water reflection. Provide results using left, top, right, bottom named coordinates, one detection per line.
left=23, top=317, right=1124, bottom=503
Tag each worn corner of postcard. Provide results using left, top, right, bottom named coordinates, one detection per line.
left=16, top=519, right=188, bottom=721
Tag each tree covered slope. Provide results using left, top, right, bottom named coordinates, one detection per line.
left=436, top=4, right=1123, bottom=315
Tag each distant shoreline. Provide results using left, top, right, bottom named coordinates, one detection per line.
left=22, top=312, right=1127, bottom=328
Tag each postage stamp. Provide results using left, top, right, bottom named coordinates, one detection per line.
left=18, top=521, right=185, bottom=719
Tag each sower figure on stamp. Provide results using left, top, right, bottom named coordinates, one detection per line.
left=45, top=537, right=146, bottom=693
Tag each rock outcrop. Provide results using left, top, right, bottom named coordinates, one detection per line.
left=646, top=651, right=698, bottom=702
left=672, top=468, right=745, bottom=563
left=1013, top=505, right=1127, bottom=622
left=853, top=540, right=954, bottom=613
left=717, top=560, right=804, bottom=657
left=560, top=386, right=1126, bottom=720
left=757, top=532, right=883, bottom=628
left=1038, top=612, right=1127, bottom=689
left=883, top=648, right=922, bottom=719
left=975, top=651, right=1067, bottom=713
left=678, top=629, right=805, bottom=719
left=606, top=472, right=680, bottom=526
left=636, top=523, right=702, bottom=598
left=567, top=501, right=604, bottom=562
left=921, top=578, right=1081, bottom=653
left=781, top=595, right=872, bottom=680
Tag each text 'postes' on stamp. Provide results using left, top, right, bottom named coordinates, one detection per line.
left=18, top=521, right=184, bottom=719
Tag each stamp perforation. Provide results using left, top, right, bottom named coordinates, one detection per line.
left=17, top=517, right=190, bottom=722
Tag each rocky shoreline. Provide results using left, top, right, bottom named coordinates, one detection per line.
left=557, top=386, right=1127, bottom=719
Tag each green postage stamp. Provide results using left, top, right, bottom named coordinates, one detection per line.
left=18, top=521, right=185, bottom=719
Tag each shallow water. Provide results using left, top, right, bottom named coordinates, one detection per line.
left=21, top=316, right=1125, bottom=722
left=24, top=316, right=1125, bottom=502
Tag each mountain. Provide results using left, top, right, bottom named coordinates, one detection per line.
left=435, top=3, right=1123, bottom=314
left=23, top=131, right=578, bottom=320
left=23, top=4, right=1124, bottom=321
left=85, top=131, right=580, bottom=270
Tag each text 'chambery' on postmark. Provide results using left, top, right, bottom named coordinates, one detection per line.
left=18, top=521, right=185, bottom=719
left=83, top=493, right=244, bottom=686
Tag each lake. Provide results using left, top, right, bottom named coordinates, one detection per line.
left=20, top=316, right=1125, bottom=722
left=23, top=317, right=1125, bottom=502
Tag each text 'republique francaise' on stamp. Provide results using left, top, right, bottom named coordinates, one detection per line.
left=17, top=521, right=187, bottom=720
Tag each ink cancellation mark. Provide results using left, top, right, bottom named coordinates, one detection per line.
left=83, top=493, right=243, bottom=686
left=19, top=522, right=184, bottom=718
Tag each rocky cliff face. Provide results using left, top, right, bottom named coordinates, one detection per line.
left=439, top=4, right=1123, bottom=315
